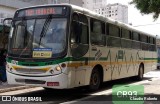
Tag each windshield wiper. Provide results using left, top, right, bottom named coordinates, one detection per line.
left=38, top=15, right=52, bottom=46
left=18, top=17, right=31, bottom=58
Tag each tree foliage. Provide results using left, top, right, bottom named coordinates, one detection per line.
left=130, top=0, right=160, bottom=20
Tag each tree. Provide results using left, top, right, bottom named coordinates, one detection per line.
left=130, top=0, right=160, bottom=20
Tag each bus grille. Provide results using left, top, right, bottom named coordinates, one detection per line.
left=16, top=68, right=47, bottom=74
left=15, top=79, right=46, bottom=84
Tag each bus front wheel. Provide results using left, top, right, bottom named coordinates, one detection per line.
left=89, top=68, right=101, bottom=91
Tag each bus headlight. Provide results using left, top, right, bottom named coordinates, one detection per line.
left=49, top=66, right=62, bottom=75
left=50, top=70, right=54, bottom=74
left=55, top=66, right=61, bottom=71
left=6, top=64, right=13, bottom=72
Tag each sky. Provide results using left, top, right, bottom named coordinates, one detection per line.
left=107, top=0, right=160, bottom=36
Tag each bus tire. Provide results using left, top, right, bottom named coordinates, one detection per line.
left=135, top=65, right=144, bottom=81
left=89, top=68, right=101, bottom=91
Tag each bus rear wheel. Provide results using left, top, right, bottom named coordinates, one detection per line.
left=89, top=68, right=101, bottom=91
left=134, top=65, right=144, bottom=81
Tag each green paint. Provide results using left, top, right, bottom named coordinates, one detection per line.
left=143, top=58, right=157, bottom=60
left=118, top=50, right=124, bottom=59
left=112, top=85, right=144, bottom=104
left=6, top=50, right=157, bottom=66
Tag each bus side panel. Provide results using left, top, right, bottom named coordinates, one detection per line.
left=152, top=51, right=157, bottom=70
left=120, top=49, right=136, bottom=78
left=68, top=53, right=92, bottom=87
left=144, top=51, right=153, bottom=73
left=67, top=67, right=76, bottom=88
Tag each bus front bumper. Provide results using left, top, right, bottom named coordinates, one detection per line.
left=7, top=71, right=69, bottom=89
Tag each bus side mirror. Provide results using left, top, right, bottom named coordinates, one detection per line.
left=3, top=18, right=13, bottom=34
left=3, top=18, right=13, bottom=26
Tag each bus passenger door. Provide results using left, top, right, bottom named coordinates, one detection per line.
left=70, top=13, right=90, bottom=87
left=89, top=19, right=111, bottom=81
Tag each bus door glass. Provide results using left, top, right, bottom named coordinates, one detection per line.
left=70, top=13, right=89, bottom=58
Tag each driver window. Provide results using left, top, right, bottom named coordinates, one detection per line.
left=14, top=25, right=25, bottom=48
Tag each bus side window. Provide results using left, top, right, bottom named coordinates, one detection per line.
left=90, top=19, right=105, bottom=46
left=132, top=32, right=141, bottom=49
left=141, top=34, right=148, bottom=51
left=107, top=23, right=121, bottom=47
left=121, top=28, right=132, bottom=49
left=149, top=37, right=156, bottom=51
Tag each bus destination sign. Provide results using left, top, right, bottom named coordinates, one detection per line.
left=17, top=7, right=66, bottom=17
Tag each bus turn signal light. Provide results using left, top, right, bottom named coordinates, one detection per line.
left=61, top=63, right=66, bottom=68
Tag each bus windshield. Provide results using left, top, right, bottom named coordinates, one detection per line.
left=8, top=18, right=67, bottom=58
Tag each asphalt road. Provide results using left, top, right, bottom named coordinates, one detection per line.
left=0, top=69, right=160, bottom=104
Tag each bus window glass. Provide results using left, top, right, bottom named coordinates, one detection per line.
left=133, top=32, right=139, bottom=41
left=149, top=44, right=156, bottom=51
left=90, top=19, right=105, bottom=46
left=70, top=13, right=89, bottom=58
left=121, top=28, right=130, bottom=39
left=121, top=39, right=132, bottom=48
left=149, top=37, right=153, bottom=44
left=158, top=48, right=160, bottom=57
left=13, top=24, right=26, bottom=48
left=132, top=41, right=141, bottom=49
left=9, top=18, right=67, bottom=58
left=141, top=35, right=148, bottom=43
left=11, top=20, right=34, bottom=55
left=107, top=37, right=121, bottom=47
left=141, top=43, right=148, bottom=50
left=109, top=24, right=119, bottom=37
left=153, top=38, right=156, bottom=44
left=33, top=18, right=67, bottom=54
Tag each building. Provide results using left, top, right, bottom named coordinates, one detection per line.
left=0, top=0, right=83, bottom=24
left=19, top=0, right=50, bottom=5
left=0, top=0, right=34, bottom=24
left=49, top=0, right=84, bottom=7
left=0, top=0, right=128, bottom=24
left=94, top=3, right=128, bottom=24
left=20, top=0, right=84, bottom=7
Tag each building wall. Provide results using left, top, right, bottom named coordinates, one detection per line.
left=69, top=0, right=83, bottom=7
left=0, top=5, right=16, bottom=24
left=93, top=3, right=128, bottom=24
left=0, top=0, right=33, bottom=8
left=19, top=0, right=84, bottom=6
left=49, top=0, right=83, bottom=7
left=19, top=0, right=49, bottom=5
left=0, top=0, right=128, bottom=24
left=0, top=0, right=32, bottom=24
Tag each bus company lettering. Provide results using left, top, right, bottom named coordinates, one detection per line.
left=32, top=51, right=52, bottom=58
left=25, top=8, right=55, bottom=16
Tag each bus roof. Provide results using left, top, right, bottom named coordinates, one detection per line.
left=16, top=4, right=156, bottom=38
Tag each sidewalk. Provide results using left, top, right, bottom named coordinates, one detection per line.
left=0, top=81, right=34, bottom=93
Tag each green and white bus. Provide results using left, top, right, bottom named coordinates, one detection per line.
left=5, top=4, right=157, bottom=90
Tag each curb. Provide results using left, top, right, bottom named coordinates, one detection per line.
left=0, top=86, right=36, bottom=93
